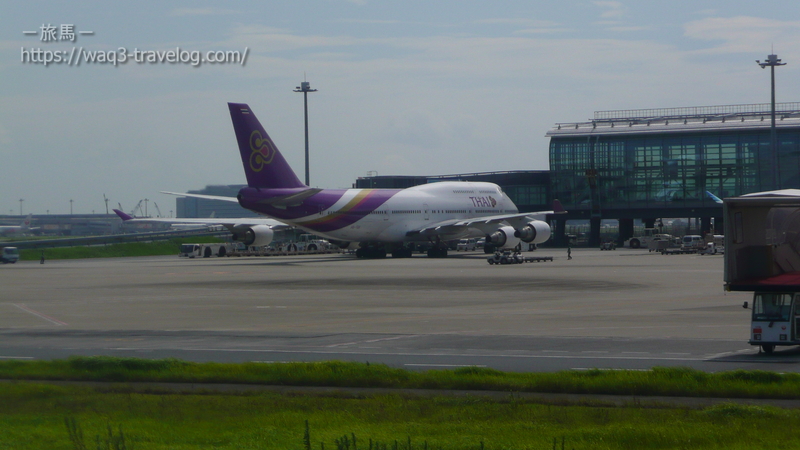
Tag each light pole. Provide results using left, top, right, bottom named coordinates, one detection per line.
left=19, top=198, right=23, bottom=215
left=294, top=79, right=317, bottom=186
left=69, top=199, right=73, bottom=215
left=757, top=53, right=787, bottom=190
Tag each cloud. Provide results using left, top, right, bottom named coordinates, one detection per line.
left=171, top=7, right=239, bottom=16
left=334, top=19, right=404, bottom=25
left=593, top=1, right=626, bottom=19
left=684, top=16, right=800, bottom=54
left=474, top=18, right=561, bottom=28
left=605, top=26, right=652, bottom=33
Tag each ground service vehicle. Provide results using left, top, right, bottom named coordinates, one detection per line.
left=625, top=228, right=673, bottom=249
left=1, top=247, right=19, bottom=264
left=700, top=234, right=725, bottom=255
left=295, top=234, right=331, bottom=252
left=724, top=190, right=800, bottom=353
left=682, top=235, right=704, bottom=251
left=600, top=241, right=616, bottom=250
left=457, top=239, right=477, bottom=251
left=179, top=243, right=231, bottom=258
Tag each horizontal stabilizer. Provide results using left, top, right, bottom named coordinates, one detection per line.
left=257, top=188, right=323, bottom=207
left=161, top=191, right=240, bottom=203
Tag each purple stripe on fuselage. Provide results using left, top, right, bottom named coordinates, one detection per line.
left=237, top=187, right=402, bottom=232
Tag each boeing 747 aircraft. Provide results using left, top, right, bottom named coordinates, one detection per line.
left=170, top=102, right=562, bottom=258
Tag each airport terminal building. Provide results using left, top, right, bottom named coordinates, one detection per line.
left=546, top=102, right=800, bottom=244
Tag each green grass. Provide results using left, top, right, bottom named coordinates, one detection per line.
left=0, top=382, right=797, bottom=449
left=3, top=358, right=800, bottom=449
left=3, top=357, right=800, bottom=400
left=18, top=238, right=223, bottom=261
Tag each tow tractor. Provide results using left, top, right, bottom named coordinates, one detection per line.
left=725, top=190, right=800, bottom=353
left=487, top=250, right=553, bottom=265
left=624, top=228, right=674, bottom=249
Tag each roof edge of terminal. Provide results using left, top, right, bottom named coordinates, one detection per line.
left=593, top=102, right=800, bottom=121
left=356, top=170, right=548, bottom=180
left=548, top=102, right=800, bottom=136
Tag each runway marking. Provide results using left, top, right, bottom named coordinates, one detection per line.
left=12, top=304, right=67, bottom=326
left=405, top=364, right=487, bottom=368
left=105, top=346, right=719, bottom=362
left=365, top=335, right=421, bottom=343
left=327, top=335, right=422, bottom=348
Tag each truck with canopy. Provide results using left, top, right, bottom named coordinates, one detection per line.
left=725, top=189, right=800, bottom=353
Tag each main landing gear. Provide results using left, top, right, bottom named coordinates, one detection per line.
left=391, top=246, right=414, bottom=258
left=356, top=246, right=387, bottom=259
left=426, top=246, right=448, bottom=258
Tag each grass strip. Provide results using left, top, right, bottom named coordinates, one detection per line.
left=0, top=381, right=796, bottom=450
left=1, top=357, right=800, bottom=400
left=17, top=238, right=222, bottom=260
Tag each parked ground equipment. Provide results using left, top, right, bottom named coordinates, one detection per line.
left=724, top=190, right=800, bottom=353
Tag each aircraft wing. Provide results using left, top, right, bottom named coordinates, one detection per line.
left=408, top=212, right=548, bottom=237
left=113, top=209, right=291, bottom=230
left=407, top=200, right=565, bottom=237
left=161, top=191, right=240, bottom=203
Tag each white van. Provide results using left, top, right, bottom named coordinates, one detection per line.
left=456, top=239, right=477, bottom=251
left=1, top=247, right=20, bottom=264
left=681, top=235, right=703, bottom=250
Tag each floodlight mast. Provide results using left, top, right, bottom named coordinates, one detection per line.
left=293, top=80, right=318, bottom=186
left=756, top=53, right=787, bottom=190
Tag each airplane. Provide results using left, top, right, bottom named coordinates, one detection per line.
left=0, top=214, right=37, bottom=236
left=167, top=102, right=563, bottom=258
left=113, top=209, right=291, bottom=248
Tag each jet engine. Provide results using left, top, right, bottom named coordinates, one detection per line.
left=232, top=225, right=274, bottom=247
left=486, top=226, right=521, bottom=249
left=517, top=220, right=552, bottom=244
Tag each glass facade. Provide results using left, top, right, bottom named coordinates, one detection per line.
left=550, top=130, right=800, bottom=211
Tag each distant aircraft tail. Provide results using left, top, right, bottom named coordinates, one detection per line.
left=20, top=214, right=32, bottom=229
left=706, top=191, right=723, bottom=204
left=228, top=103, right=306, bottom=190
left=113, top=209, right=134, bottom=221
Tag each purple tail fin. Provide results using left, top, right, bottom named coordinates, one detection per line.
left=228, top=103, right=306, bottom=189
left=113, top=209, right=134, bottom=221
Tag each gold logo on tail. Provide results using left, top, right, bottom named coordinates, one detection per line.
left=249, top=130, right=275, bottom=172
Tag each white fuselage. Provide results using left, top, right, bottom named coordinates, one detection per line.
left=290, top=182, right=520, bottom=243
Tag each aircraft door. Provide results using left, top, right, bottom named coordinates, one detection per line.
left=424, top=204, right=429, bottom=221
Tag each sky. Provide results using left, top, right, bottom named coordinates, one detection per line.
left=1, top=1, right=799, bottom=216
